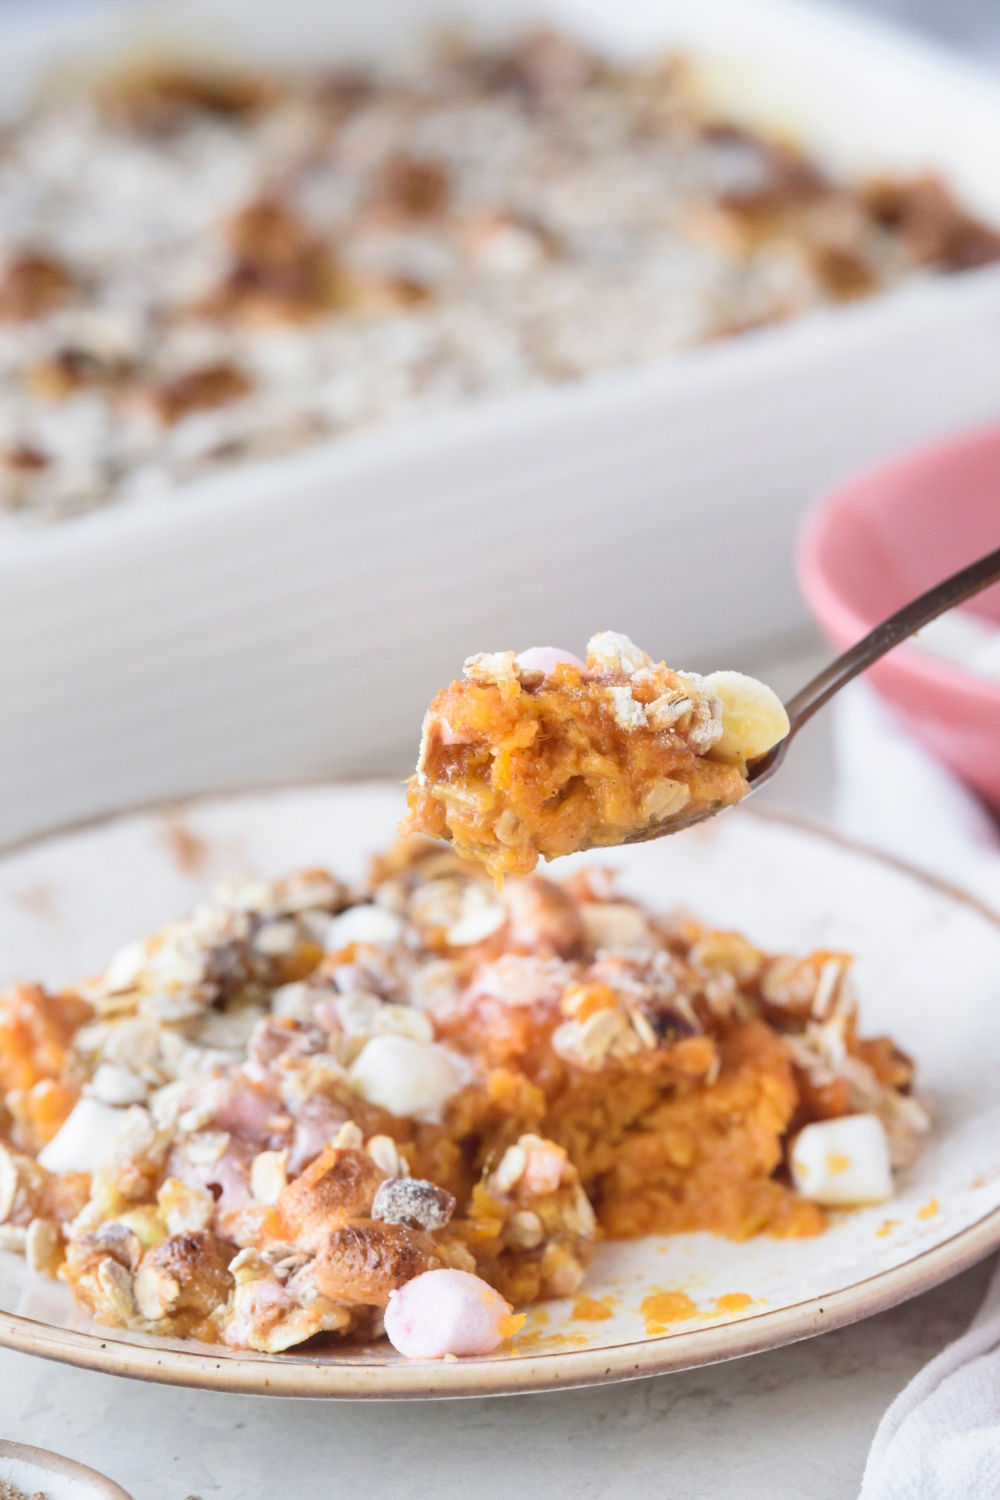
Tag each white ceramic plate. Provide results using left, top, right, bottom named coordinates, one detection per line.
left=1, top=782, right=998, bottom=1398
left=0, top=1441, right=132, bottom=1500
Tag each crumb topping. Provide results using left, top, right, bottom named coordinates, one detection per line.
left=0, top=34, right=996, bottom=525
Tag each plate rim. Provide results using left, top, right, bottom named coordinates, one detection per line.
left=1, top=783, right=998, bottom=1399
left=0, top=1439, right=133, bottom=1499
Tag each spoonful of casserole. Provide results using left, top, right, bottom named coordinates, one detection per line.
left=401, top=546, right=1000, bottom=879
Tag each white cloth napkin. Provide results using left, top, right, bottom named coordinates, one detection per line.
left=831, top=684, right=1000, bottom=1498
left=859, top=1258, right=1000, bottom=1498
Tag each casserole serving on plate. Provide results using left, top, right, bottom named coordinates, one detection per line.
left=1, top=783, right=999, bottom=1396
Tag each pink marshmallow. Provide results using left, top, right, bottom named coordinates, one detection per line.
left=384, top=1268, right=521, bottom=1359
left=515, top=647, right=585, bottom=677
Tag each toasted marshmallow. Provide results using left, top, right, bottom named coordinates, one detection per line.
left=791, top=1114, right=894, bottom=1206
left=702, top=670, right=789, bottom=765
left=348, top=1035, right=470, bottom=1124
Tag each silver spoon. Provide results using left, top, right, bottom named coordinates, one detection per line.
left=625, top=542, right=1000, bottom=843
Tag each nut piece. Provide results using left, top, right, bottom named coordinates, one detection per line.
left=136, top=1231, right=238, bottom=1319
left=73, top=1220, right=143, bottom=1273
left=506, top=1209, right=544, bottom=1249
left=2, top=442, right=48, bottom=473
left=371, top=154, right=450, bottom=220
left=493, top=1144, right=526, bottom=1193
left=638, top=778, right=690, bottom=825
left=25, top=1217, right=63, bottom=1277
left=365, top=1135, right=407, bottom=1178
left=0, top=255, right=73, bottom=320
left=199, top=198, right=346, bottom=324
left=101, top=63, right=270, bottom=131
left=146, top=362, right=253, bottom=425
left=133, top=1261, right=182, bottom=1321
left=250, top=1149, right=289, bottom=1205
left=0, top=1144, right=48, bottom=1226
left=371, top=1177, right=455, bottom=1231
left=95, top=1257, right=140, bottom=1325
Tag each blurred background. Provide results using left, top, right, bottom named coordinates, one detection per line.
left=842, top=0, right=1000, bottom=56
left=3, top=0, right=998, bottom=54
left=0, top=0, right=998, bottom=869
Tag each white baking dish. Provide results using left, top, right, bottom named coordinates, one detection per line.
left=2, top=0, right=1000, bottom=847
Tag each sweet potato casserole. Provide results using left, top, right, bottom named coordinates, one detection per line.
left=403, top=634, right=791, bottom=877
left=0, top=28, right=997, bottom=524
left=0, top=826, right=928, bottom=1358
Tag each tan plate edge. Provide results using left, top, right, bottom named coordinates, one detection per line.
left=747, top=802, right=1000, bottom=930
left=0, top=784, right=998, bottom=1398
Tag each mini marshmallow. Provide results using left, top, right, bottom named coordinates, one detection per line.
left=325, top=905, right=404, bottom=950
left=791, top=1114, right=894, bottom=1206
left=702, top=670, right=790, bottom=765
left=515, top=647, right=586, bottom=677
left=348, top=1035, right=470, bottom=1124
left=38, top=1096, right=126, bottom=1174
left=384, top=1268, right=523, bottom=1358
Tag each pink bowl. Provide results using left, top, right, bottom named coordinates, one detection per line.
left=797, top=422, right=1000, bottom=810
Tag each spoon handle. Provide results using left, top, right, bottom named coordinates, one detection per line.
left=785, top=543, right=1000, bottom=734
